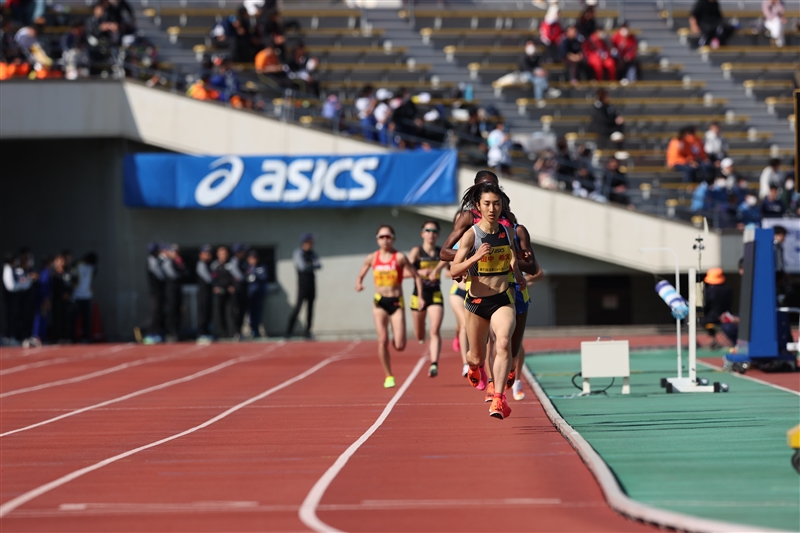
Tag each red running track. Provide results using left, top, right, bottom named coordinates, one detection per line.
left=0, top=340, right=657, bottom=532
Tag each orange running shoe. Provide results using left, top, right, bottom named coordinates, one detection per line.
left=467, top=365, right=488, bottom=390
left=505, top=369, right=516, bottom=390
left=489, top=394, right=505, bottom=419
left=484, top=381, right=495, bottom=402
left=501, top=394, right=512, bottom=418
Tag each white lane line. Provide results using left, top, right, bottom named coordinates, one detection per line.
left=698, top=360, right=800, bottom=396
left=298, top=356, right=426, bottom=533
left=0, top=343, right=286, bottom=437
left=0, top=342, right=357, bottom=518
left=0, top=345, right=134, bottom=376
left=0, top=346, right=205, bottom=398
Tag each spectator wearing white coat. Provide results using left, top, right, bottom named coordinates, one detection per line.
left=762, top=0, right=786, bottom=47
left=759, top=158, right=784, bottom=199
left=703, top=122, right=727, bottom=162
left=487, top=123, right=511, bottom=175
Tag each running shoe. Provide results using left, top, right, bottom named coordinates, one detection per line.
left=384, top=376, right=395, bottom=388
left=512, top=380, right=525, bottom=401
left=461, top=363, right=469, bottom=377
left=428, top=363, right=438, bottom=377
left=453, top=337, right=461, bottom=353
left=467, top=365, right=488, bottom=390
left=489, top=394, right=511, bottom=419
left=484, top=381, right=495, bottom=402
left=506, top=369, right=516, bottom=390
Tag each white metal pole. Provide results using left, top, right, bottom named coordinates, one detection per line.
left=688, top=268, right=697, bottom=384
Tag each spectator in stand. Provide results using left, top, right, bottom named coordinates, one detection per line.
left=706, top=174, right=733, bottom=226
left=690, top=0, right=734, bottom=49
left=321, top=94, right=341, bottom=122
left=761, top=184, right=786, bottom=218
left=286, top=233, right=321, bottom=338
left=539, top=4, right=564, bottom=61
left=602, top=156, right=631, bottom=207
left=666, top=126, right=713, bottom=183
left=737, top=193, right=761, bottom=227
left=703, top=121, right=727, bottom=162
left=518, top=39, right=560, bottom=104
left=87, top=2, right=119, bottom=47
left=105, top=0, right=136, bottom=40
left=209, top=57, right=241, bottom=104
left=583, top=29, right=616, bottom=81
left=245, top=250, right=268, bottom=338
left=230, top=6, right=257, bottom=63
left=0, top=16, right=32, bottom=80
left=211, top=245, right=236, bottom=339
left=286, top=42, right=319, bottom=97
left=762, top=0, right=787, bottom=47
left=254, top=39, right=290, bottom=89
left=730, top=171, right=750, bottom=205
left=257, top=9, right=287, bottom=57
left=555, top=137, right=577, bottom=189
left=355, top=85, right=377, bottom=141
left=572, top=146, right=598, bottom=197
left=487, top=123, right=512, bottom=175
left=187, top=74, right=221, bottom=102
left=560, top=25, right=586, bottom=86
left=691, top=178, right=711, bottom=213
left=576, top=6, right=597, bottom=39
left=456, top=110, right=488, bottom=166
left=161, top=244, right=185, bottom=342
left=50, top=253, right=74, bottom=343
left=373, top=88, right=393, bottom=146
left=759, top=158, right=783, bottom=199
left=590, top=89, right=624, bottom=149
left=391, top=88, right=418, bottom=140
left=195, top=245, right=214, bottom=342
left=719, top=157, right=738, bottom=189
left=30, top=255, right=52, bottom=346
left=15, top=16, right=55, bottom=75
left=779, top=175, right=798, bottom=214
left=534, top=148, right=558, bottom=189
left=73, top=252, right=97, bottom=343
left=60, top=21, right=89, bottom=80
left=611, top=23, right=639, bottom=82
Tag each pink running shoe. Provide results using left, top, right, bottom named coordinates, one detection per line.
left=466, top=365, right=489, bottom=391
left=452, top=337, right=461, bottom=353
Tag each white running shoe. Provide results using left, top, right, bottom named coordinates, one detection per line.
left=461, top=363, right=469, bottom=378
left=512, top=380, right=525, bottom=401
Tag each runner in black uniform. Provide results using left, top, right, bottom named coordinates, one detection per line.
left=408, top=220, right=446, bottom=377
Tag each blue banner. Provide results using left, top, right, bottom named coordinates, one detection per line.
left=123, top=150, right=457, bottom=209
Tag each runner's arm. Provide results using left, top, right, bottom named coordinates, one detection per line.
left=439, top=211, right=472, bottom=262
left=355, top=253, right=374, bottom=292
left=399, top=253, right=425, bottom=311
left=449, top=230, right=482, bottom=279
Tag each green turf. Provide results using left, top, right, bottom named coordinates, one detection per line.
left=526, top=349, right=800, bottom=532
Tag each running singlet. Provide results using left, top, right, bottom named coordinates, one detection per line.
left=373, top=252, right=403, bottom=287
left=414, top=246, right=441, bottom=289
left=467, top=225, right=513, bottom=277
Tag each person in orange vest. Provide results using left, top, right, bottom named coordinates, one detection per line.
left=667, top=126, right=714, bottom=183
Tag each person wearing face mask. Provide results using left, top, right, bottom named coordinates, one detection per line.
left=610, top=22, right=639, bottom=82
left=582, top=29, right=616, bottom=81
left=759, top=158, right=784, bottom=199
left=518, top=39, right=560, bottom=104
left=736, top=193, right=761, bottom=227
left=778, top=177, right=796, bottom=213
left=718, top=157, right=738, bottom=190
left=731, top=174, right=750, bottom=205
left=761, top=184, right=786, bottom=219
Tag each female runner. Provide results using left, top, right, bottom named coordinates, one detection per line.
left=408, top=220, right=446, bottom=377
left=356, top=224, right=425, bottom=388
left=450, top=181, right=524, bottom=419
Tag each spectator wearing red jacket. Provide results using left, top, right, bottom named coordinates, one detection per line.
left=539, top=4, right=564, bottom=62
left=583, top=29, right=616, bottom=81
left=611, top=23, right=639, bottom=82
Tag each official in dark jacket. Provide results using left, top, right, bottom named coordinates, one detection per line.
left=211, top=246, right=237, bottom=339
left=195, top=244, right=214, bottom=340
left=245, top=250, right=268, bottom=338
left=286, top=233, right=321, bottom=338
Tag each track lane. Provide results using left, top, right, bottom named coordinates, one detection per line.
left=0, top=343, right=426, bottom=532
left=313, top=352, right=657, bottom=533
